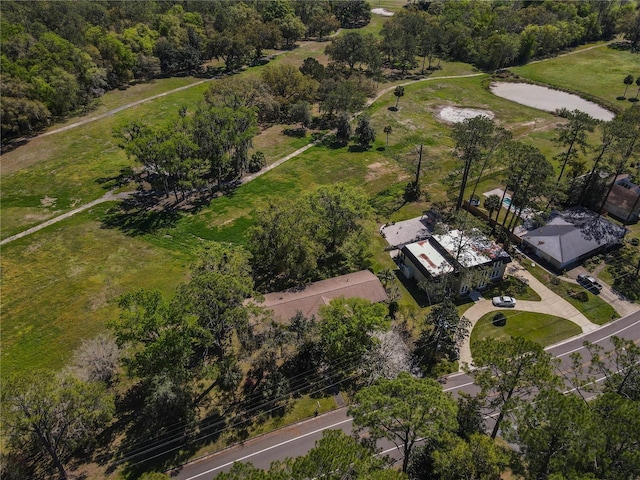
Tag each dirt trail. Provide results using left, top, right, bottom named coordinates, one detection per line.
left=0, top=191, right=132, bottom=246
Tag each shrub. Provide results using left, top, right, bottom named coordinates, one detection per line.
left=248, top=151, right=266, bottom=173
left=504, top=277, right=528, bottom=296
left=569, top=290, right=589, bottom=302
left=492, top=312, right=507, bottom=327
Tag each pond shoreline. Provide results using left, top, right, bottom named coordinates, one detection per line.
left=486, top=74, right=620, bottom=120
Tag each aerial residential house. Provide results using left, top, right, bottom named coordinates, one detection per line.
left=603, top=174, right=640, bottom=224
left=397, top=229, right=511, bottom=299
left=521, top=207, right=627, bottom=270
left=251, top=270, right=388, bottom=322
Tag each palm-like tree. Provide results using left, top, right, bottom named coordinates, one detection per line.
left=484, top=194, right=501, bottom=220
left=384, top=125, right=392, bottom=145
left=394, top=86, right=405, bottom=109
left=622, top=74, right=634, bottom=98
left=634, top=76, right=640, bottom=101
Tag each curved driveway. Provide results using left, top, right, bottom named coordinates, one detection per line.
left=458, top=261, right=600, bottom=370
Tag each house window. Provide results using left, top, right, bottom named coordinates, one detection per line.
left=490, top=261, right=502, bottom=279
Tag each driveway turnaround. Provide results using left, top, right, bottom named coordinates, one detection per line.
left=457, top=261, right=600, bottom=370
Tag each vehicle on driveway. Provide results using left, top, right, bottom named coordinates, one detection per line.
left=577, top=273, right=603, bottom=292
left=492, top=296, right=517, bottom=307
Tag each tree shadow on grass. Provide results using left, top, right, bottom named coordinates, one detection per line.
left=101, top=195, right=182, bottom=236
left=319, top=134, right=348, bottom=150
left=283, top=127, right=307, bottom=137
left=348, top=144, right=370, bottom=153
left=95, top=167, right=135, bottom=190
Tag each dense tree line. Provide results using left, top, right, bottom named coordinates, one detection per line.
left=1, top=0, right=364, bottom=142
left=376, top=1, right=636, bottom=73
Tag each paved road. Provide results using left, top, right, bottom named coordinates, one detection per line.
left=169, top=310, right=640, bottom=479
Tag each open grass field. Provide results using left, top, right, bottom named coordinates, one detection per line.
left=0, top=203, right=192, bottom=375
left=510, top=43, right=640, bottom=110
left=470, top=310, right=582, bottom=351
left=1, top=27, right=635, bottom=384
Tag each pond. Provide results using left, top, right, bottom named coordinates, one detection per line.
left=490, top=82, right=615, bottom=121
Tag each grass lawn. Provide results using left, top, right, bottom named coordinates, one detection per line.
left=470, top=310, right=582, bottom=352
left=0, top=203, right=192, bottom=377
left=523, top=262, right=618, bottom=325
left=510, top=42, right=640, bottom=111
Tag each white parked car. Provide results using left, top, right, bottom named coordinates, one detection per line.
left=492, top=296, right=517, bottom=307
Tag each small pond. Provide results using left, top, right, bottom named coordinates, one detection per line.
left=490, top=82, right=615, bottom=121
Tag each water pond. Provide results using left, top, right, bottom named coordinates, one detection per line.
left=490, top=82, right=614, bottom=121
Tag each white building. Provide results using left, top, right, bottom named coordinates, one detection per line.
left=398, top=229, right=511, bottom=298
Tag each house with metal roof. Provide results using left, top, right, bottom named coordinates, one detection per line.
left=521, top=208, right=627, bottom=270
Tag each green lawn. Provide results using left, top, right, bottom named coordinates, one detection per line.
left=510, top=42, right=640, bottom=111
left=0, top=203, right=192, bottom=377
left=524, top=262, right=618, bottom=325
left=470, top=310, right=582, bottom=352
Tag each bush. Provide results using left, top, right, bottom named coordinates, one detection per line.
left=504, top=277, right=528, bottom=296
left=569, top=290, right=589, bottom=302
left=492, top=312, right=507, bottom=327
left=248, top=151, right=266, bottom=173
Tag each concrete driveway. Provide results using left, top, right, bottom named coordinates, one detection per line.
left=458, top=261, right=601, bottom=370
left=565, top=265, right=640, bottom=318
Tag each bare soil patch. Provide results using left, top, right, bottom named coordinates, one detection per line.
left=438, top=106, right=495, bottom=123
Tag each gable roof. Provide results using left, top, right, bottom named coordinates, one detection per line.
left=522, top=208, right=626, bottom=266
left=255, top=270, right=388, bottom=322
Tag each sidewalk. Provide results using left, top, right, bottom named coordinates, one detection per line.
left=458, top=261, right=600, bottom=370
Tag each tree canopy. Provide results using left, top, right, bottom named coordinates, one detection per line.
left=349, top=372, right=458, bottom=473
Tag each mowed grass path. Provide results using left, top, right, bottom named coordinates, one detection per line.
left=1, top=41, right=634, bottom=379
left=470, top=310, right=582, bottom=353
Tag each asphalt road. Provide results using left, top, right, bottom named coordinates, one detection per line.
left=169, top=310, right=640, bottom=480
